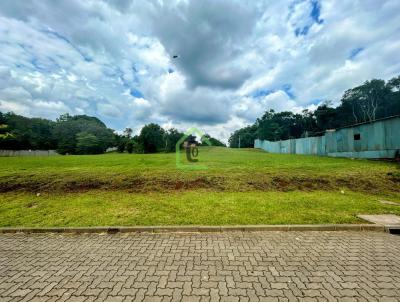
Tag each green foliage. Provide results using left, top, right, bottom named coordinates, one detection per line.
left=138, top=123, right=165, bottom=153
left=0, top=112, right=227, bottom=155
left=131, top=135, right=143, bottom=153
left=200, top=134, right=226, bottom=147
left=255, top=110, right=317, bottom=141
left=53, top=114, right=114, bottom=155
left=230, top=75, right=400, bottom=145
left=229, top=125, right=257, bottom=148
left=76, top=132, right=103, bottom=154
left=0, top=123, right=13, bottom=139
left=126, top=141, right=134, bottom=154
left=314, top=101, right=339, bottom=130
left=123, top=127, right=133, bottom=138
left=0, top=112, right=56, bottom=150
left=164, top=128, right=184, bottom=152
left=340, top=79, right=391, bottom=123
left=0, top=112, right=115, bottom=155
left=114, top=128, right=134, bottom=153
left=116, top=139, right=126, bottom=153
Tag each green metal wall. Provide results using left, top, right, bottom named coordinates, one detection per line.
left=254, top=116, right=400, bottom=159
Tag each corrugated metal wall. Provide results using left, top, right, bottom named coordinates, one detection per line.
left=0, top=150, right=59, bottom=157
left=254, top=116, right=400, bottom=159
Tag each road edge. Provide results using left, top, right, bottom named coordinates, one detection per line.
left=0, top=224, right=390, bottom=234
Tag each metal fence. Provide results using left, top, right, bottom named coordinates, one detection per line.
left=255, top=116, right=400, bottom=159
left=0, top=150, right=59, bottom=157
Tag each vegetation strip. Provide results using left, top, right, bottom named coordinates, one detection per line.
left=0, top=224, right=386, bottom=234
left=1, top=148, right=398, bottom=194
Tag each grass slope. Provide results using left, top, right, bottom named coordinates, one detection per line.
left=1, top=147, right=399, bottom=226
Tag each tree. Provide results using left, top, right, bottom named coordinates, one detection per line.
left=138, top=123, right=165, bottom=153
left=126, top=141, right=134, bottom=153
left=0, top=112, right=56, bottom=150
left=314, top=101, right=338, bottom=131
left=254, top=110, right=312, bottom=141
left=0, top=124, right=13, bottom=139
left=123, top=128, right=133, bottom=138
left=114, top=134, right=126, bottom=153
left=340, top=79, right=390, bottom=123
left=229, top=125, right=257, bottom=148
left=200, top=134, right=226, bottom=147
left=386, top=75, right=400, bottom=117
left=117, top=140, right=126, bottom=152
left=76, top=132, right=103, bottom=154
left=164, top=128, right=184, bottom=152
left=131, top=135, right=143, bottom=153
left=53, top=114, right=114, bottom=154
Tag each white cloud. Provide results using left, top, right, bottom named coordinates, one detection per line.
left=97, top=103, right=122, bottom=118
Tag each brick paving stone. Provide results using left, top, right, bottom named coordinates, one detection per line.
left=0, top=231, right=400, bottom=301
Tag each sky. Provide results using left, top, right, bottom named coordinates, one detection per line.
left=0, top=0, right=399, bottom=142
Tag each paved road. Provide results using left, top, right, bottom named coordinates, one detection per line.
left=1, top=231, right=400, bottom=302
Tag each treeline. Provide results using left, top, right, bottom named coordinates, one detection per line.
left=115, top=124, right=225, bottom=154
left=229, top=75, right=400, bottom=147
left=0, top=112, right=225, bottom=154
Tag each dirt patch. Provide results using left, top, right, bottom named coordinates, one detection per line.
left=63, top=179, right=108, bottom=191
left=124, top=177, right=225, bottom=193
left=387, top=171, right=400, bottom=183
left=270, top=176, right=333, bottom=192
left=1, top=172, right=398, bottom=195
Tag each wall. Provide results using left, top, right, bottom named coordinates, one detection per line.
left=0, top=150, right=59, bottom=157
left=254, top=116, right=400, bottom=159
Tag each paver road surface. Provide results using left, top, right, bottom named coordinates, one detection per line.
left=1, top=231, right=400, bottom=301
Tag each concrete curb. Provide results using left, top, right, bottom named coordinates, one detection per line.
left=385, top=225, right=400, bottom=234
left=0, top=224, right=387, bottom=234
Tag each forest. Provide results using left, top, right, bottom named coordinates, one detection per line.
left=0, top=113, right=225, bottom=154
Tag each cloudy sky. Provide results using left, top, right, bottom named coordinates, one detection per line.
left=0, top=0, right=399, bottom=142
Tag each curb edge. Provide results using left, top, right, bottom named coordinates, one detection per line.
left=0, top=224, right=388, bottom=234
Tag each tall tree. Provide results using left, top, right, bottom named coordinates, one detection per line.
left=138, top=123, right=165, bottom=153
left=341, top=79, right=390, bottom=123
left=123, top=128, right=133, bottom=138
left=386, top=75, right=400, bottom=117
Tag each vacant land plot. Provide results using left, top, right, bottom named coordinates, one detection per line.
left=0, top=147, right=399, bottom=226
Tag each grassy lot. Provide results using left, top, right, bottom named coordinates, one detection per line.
left=1, top=147, right=399, bottom=226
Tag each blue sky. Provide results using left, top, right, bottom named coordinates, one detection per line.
left=0, top=0, right=399, bottom=142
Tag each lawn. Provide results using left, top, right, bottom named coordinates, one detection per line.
left=1, top=147, right=399, bottom=226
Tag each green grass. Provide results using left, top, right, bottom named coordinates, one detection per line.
left=1, top=147, right=399, bottom=226
left=0, top=190, right=399, bottom=227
